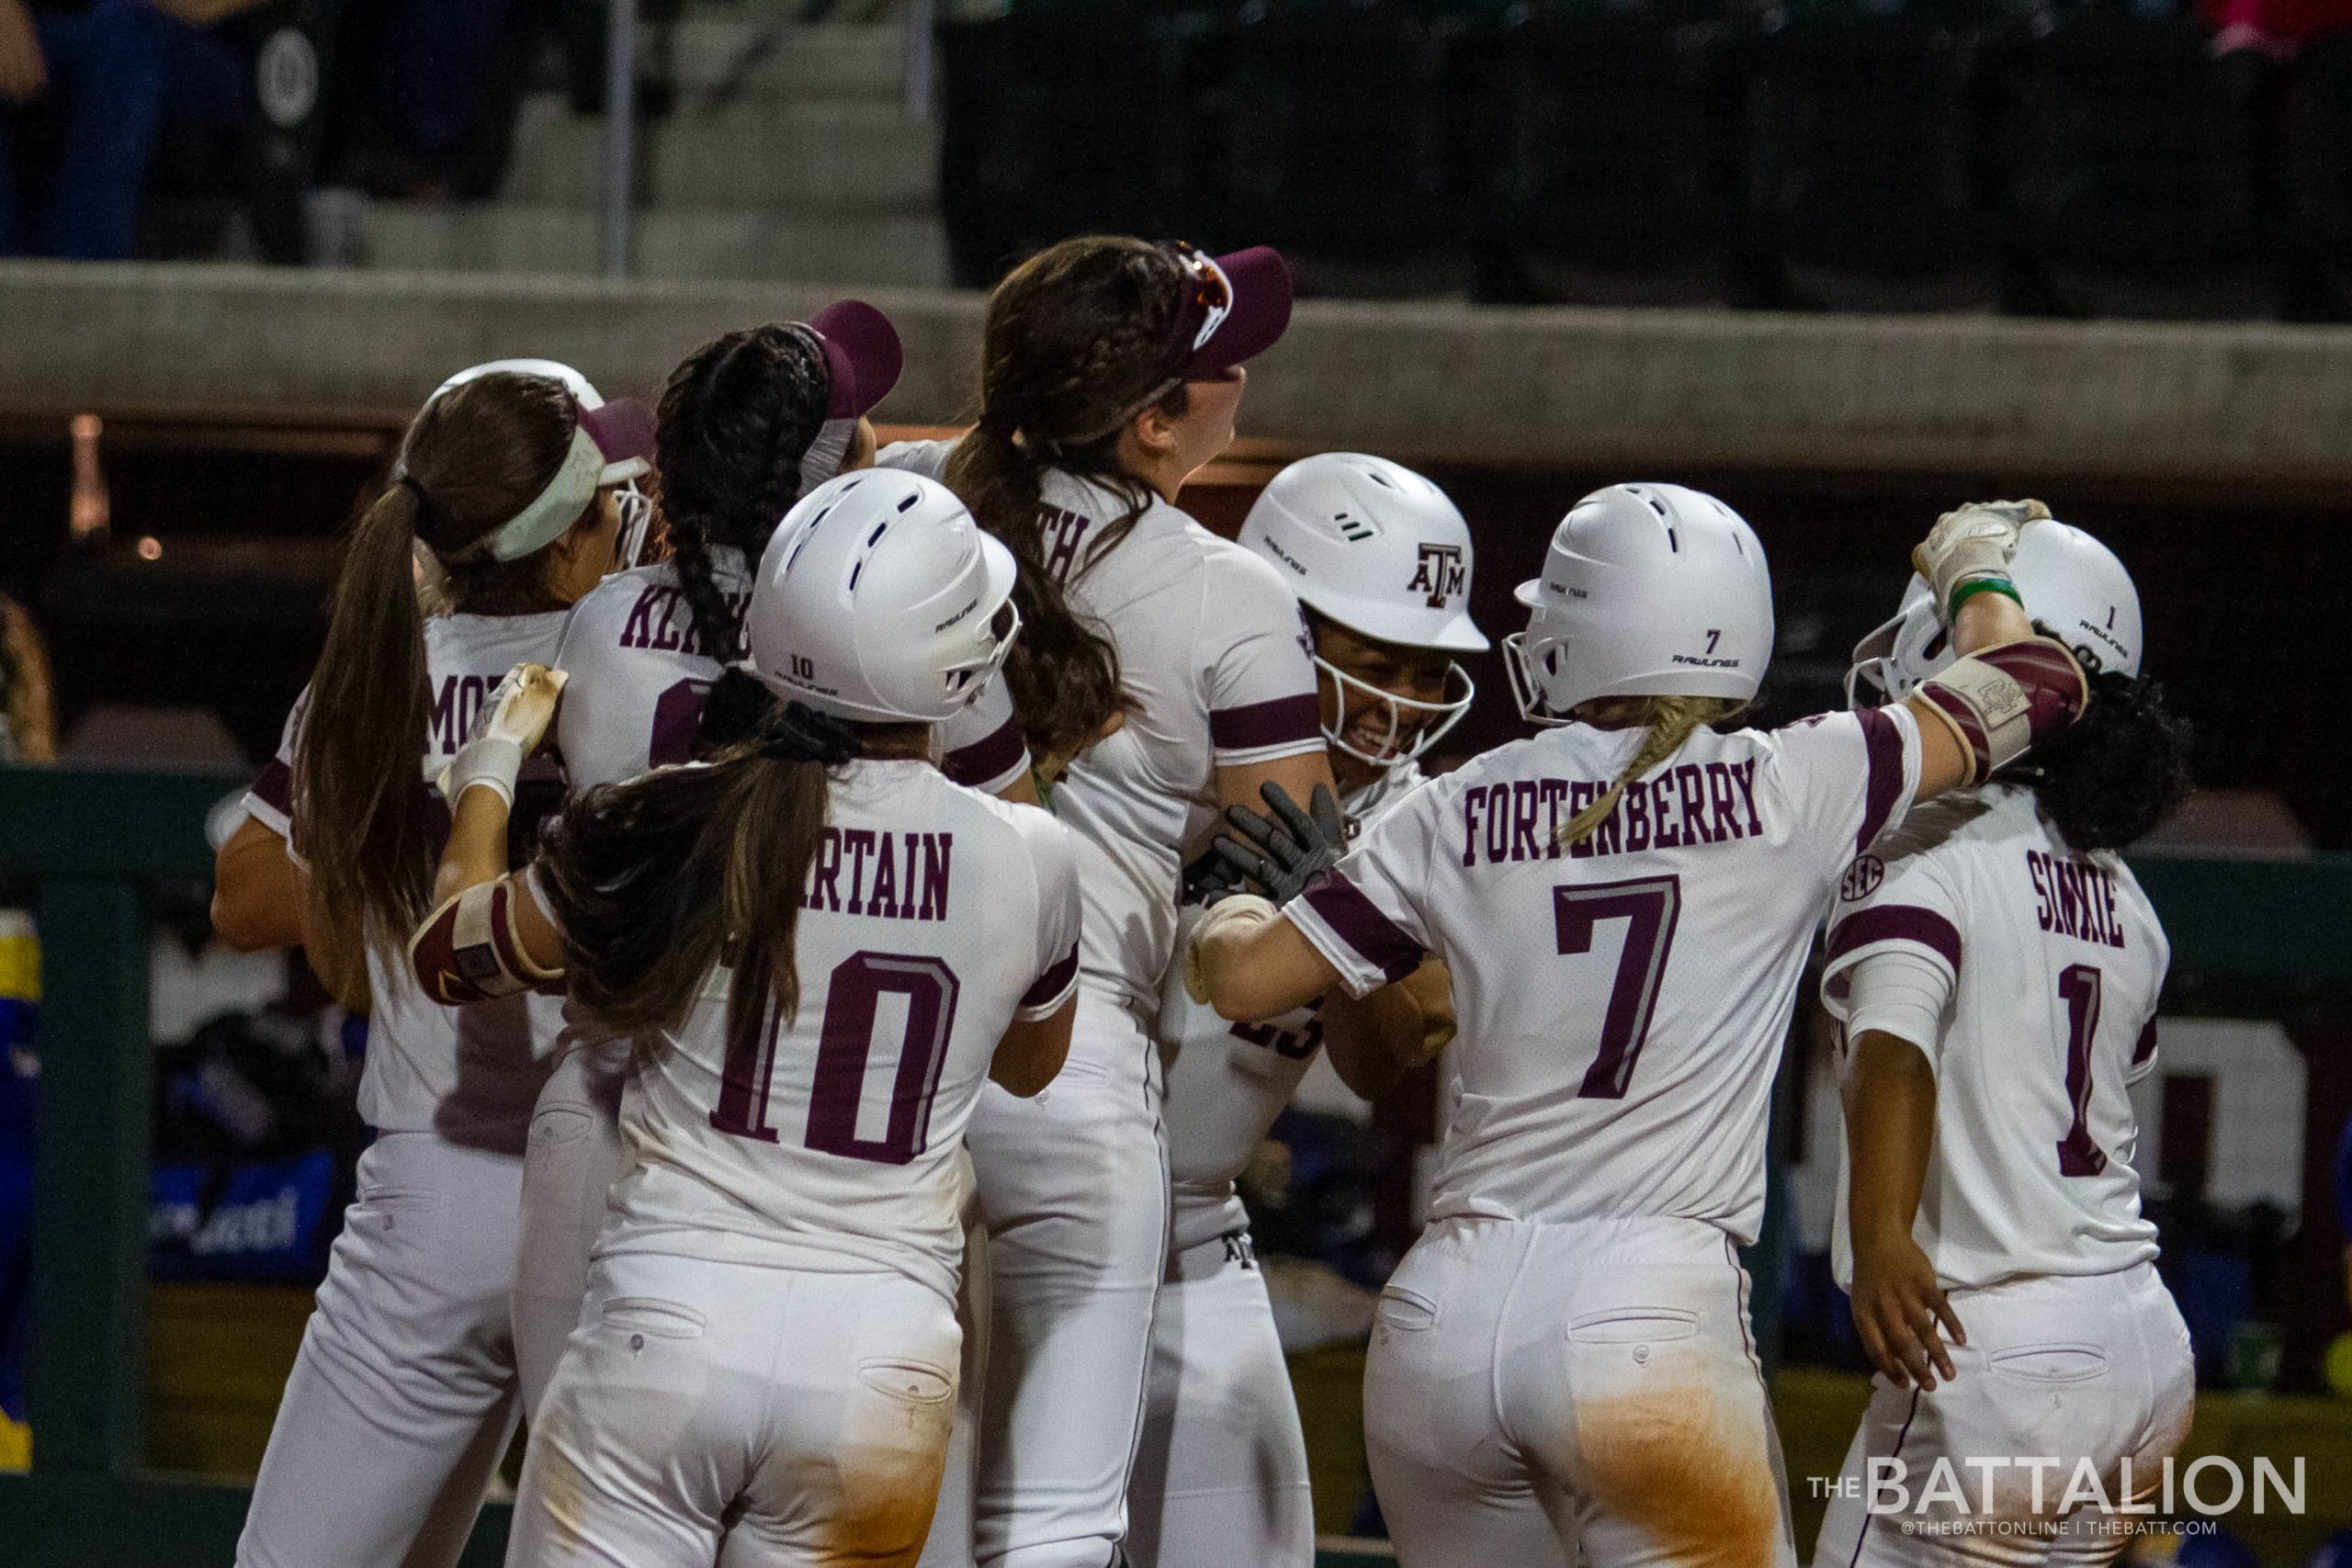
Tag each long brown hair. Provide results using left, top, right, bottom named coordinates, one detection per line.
left=946, top=235, right=1193, bottom=760
left=537, top=673, right=857, bottom=1064
left=293, top=374, right=584, bottom=984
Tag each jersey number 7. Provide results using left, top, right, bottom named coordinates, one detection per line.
left=1554, top=875, right=1682, bottom=1100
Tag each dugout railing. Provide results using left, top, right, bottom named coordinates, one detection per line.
left=0, top=761, right=2345, bottom=1566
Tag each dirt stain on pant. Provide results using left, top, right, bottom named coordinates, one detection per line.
left=783, top=1362, right=956, bottom=1566
left=1573, top=1382, right=1786, bottom=1566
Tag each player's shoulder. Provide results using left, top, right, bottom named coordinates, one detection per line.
left=427, top=605, right=571, bottom=667
left=558, top=563, right=678, bottom=646
left=875, top=436, right=957, bottom=481
left=922, top=774, right=1082, bottom=889
left=1188, top=522, right=1292, bottom=597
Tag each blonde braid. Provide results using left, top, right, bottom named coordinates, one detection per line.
left=1557, top=695, right=1747, bottom=850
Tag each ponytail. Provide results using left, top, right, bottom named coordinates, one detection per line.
left=292, top=484, right=438, bottom=990
left=945, top=423, right=1127, bottom=761
left=538, top=677, right=854, bottom=1062
left=1556, top=696, right=1747, bottom=850
left=292, top=372, right=582, bottom=993
left=2020, top=670, right=2193, bottom=851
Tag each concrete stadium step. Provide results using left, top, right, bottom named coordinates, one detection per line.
left=664, top=17, right=908, bottom=102
left=356, top=200, right=950, bottom=287
left=501, top=93, right=936, bottom=212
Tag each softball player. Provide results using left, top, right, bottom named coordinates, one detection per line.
left=515, top=304, right=1026, bottom=1422
left=213, top=369, right=653, bottom=1568
left=1130, top=453, right=1487, bottom=1568
left=1815, top=520, right=2197, bottom=1565
left=882, top=235, right=1326, bottom=1568
left=411, top=469, right=1080, bottom=1568
left=1192, top=491, right=2094, bottom=1568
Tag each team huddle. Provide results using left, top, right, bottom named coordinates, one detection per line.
left=208, top=233, right=2199, bottom=1568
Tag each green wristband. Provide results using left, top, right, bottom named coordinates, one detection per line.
left=1947, top=576, right=2022, bottom=620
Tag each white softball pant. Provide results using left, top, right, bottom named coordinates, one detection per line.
left=1812, top=1262, right=2195, bottom=1568
left=1126, top=1227, right=1314, bottom=1568
left=236, top=1131, right=525, bottom=1568
left=509, top=1248, right=963, bottom=1568
left=968, top=992, right=1170, bottom=1568
left=1365, top=1214, right=1795, bottom=1568
left=511, top=1049, right=989, bottom=1568
left=513, top=1047, right=630, bottom=1423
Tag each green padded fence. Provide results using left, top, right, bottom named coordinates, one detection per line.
left=0, top=763, right=2345, bottom=1567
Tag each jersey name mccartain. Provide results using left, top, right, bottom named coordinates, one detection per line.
left=802, top=828, right=954, bottom=922
left=2026, top=849, right=2127, bottom=950
left=1458, top=760, right=1764, bottom=867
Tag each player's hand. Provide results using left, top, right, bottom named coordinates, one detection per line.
left=1912, top=500, right=2047, bottom=619
left=0, top=0, right=48, bottom=104
left=438, top=662, right=567, bottom=806
left=1849, top=1235, right=1966, bottom=1392
left=1216, top=782, right=1348, bottom=908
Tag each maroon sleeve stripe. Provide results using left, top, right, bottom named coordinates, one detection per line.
left=251, top=757, right=293, bottom=815
left=1976, top=641, right=2088, bottom=732
left=410, top=898, right=464, bottom=1003
left=1299, top=870, right=1423, bottom=985
left=1826, top=904, right=1962, bottom=976
left=2132, top=1015, right=2159, bottom=1066
left=487, top=882, right=530, bottom=980
left=1019, top=942, right=1080, bottom=1010
left=943, top=713, right=1027, bottom=789
left=1208, top=694, right=1321, bottom=752
left=1854, top=707, right=1905, bottom=856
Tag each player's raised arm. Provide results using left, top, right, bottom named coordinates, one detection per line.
left=408, top=663, right=570, bottom=1003
left=1897, top=502, right=2092, bottom=800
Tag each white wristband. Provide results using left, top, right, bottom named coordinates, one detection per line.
left=439, top=735, right=525, bottom=807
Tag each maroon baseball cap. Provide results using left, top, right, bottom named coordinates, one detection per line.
left=807, top=299, right=905, bottom=419
left=1169, top=244, right=1294, bottom=379
left=576, top=397, right=657, bottom=484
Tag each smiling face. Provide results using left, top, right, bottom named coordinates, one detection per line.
left=1311, top=614, right=1461, bottom=792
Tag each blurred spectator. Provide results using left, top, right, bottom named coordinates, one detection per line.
left=345, top=0, right=527, bottom=199
left=2203, top=0, right=2352, bottom=57
left=0, top=595, right=52, bottom=762
left=0, top=0, right=260, bottom=259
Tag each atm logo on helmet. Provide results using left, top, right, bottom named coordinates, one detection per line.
left=1408, top=544, right=1465, bottom=608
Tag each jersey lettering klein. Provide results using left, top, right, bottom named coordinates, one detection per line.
left=590, top=760, right=1084, bottom=1303
left=1822, top=786, right=2166, bottom=1290
left=1283, top=709, right=1923, bottom=1245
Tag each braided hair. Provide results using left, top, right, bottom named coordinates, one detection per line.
left=1556, top=695, right=1748, bottom=850
left=654, top=324, right=832, bottom=661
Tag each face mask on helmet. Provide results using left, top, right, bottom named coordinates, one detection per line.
left=1314, top=647, right=1476, bottom=764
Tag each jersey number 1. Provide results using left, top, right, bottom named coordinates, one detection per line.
left=711, top=951, right=963, bottom=1166
left=2056, top=963, right=2109, bottom=1177
left=1555, top=875, right=1682, bottom=1100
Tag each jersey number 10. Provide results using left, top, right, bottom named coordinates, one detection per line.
left=711, top=952, right=963, bottom=1166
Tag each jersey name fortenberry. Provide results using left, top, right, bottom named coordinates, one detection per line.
left=1457, top=759, right=1764, bottom=867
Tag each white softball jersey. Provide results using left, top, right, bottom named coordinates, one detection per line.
left=551, top=548, right=1031, bottom=798
left=882, top=439, right=1326, bottom=1023
left=1154, top=759, right=1427, bottom=1252
left=244, top=610, right=571, bottom=1146
left=1286, top=707, right=1923, bottom=1247
left=580, top=759, right=1083, bottom=1306
left=1820, top=784, right=2168, bottom=1292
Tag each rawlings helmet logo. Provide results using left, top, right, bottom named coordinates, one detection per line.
left=1408, top=543, right=1465, bottom=608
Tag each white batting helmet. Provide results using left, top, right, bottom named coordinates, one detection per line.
left=1847, top=517, right=2142, bottom=709
left=1506, top=482, right=1773, bottom=725
left=1240, top=453, right=1487, bottom=765
left=745, top=470, right=1019, bottom=724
